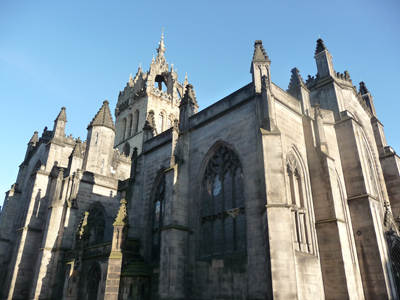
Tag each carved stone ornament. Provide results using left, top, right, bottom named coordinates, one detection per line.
left=227, top=207, right=241, bottom=218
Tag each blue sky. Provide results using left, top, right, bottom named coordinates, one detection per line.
left=1, top=0, right=399, bottom=207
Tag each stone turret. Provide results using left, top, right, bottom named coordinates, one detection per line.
left=82, top=100, right=116, bottom=176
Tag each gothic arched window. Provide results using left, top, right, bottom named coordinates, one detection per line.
left=88, top=206, right=106, bottom=246
left=151, top=175, right=165, bottom=261
left=128, top=114, right=133, bottom=137
left=157, top=112, right=164, bottom=134
left=286, top=152, right=312, bottom=253
left=201, top=145, right=246, bottom=257
left=122, top=118, right=127, bottom=141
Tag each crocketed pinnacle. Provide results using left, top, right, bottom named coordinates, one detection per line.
left=315, top=38, right=328, bottom=55
left=288, top=68, right=305, bottom=90
left=75, top=212, right=90, bottom=238
left=252, top=40, right=270, bottom=62
left=359, top=81, right=370, bottom=95
left=181, top=84, right=198, bottom=106
left=55, top=107, right=67, bottom=122
left=70, top=137, right=83, bottom=158
left=87, top=100, right=116, bottom=133
left=113, top=199, right=129, bottom=226
left=28, top=131, right=39, bottom=146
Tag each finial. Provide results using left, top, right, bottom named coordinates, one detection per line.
left=129, top=73, right=132, bottom=79
left=161, top=27, right=164, bottom=39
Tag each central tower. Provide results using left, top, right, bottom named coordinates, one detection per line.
left=114, top=31, right=192, bottom=156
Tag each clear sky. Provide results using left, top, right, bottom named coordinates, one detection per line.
left=1, top=0, right=399, bottom=207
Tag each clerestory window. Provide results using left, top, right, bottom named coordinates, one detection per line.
left=151, top=175, right=165, bottom=261
left=201, top=146, right=246, bottom=257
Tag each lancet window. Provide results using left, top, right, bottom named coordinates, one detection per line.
left=286, top=152, right=312, bottom=253
left=128, top=114, right=133, bottom=137
left=122, top=118, right=127, bottom=141
left=134, top=110, right=139, bottom=134
left=201, top=145, right=246, bottom=257
left=151, top=175, right=165, bottom=261
left=157, top=112, right=164, bottom=134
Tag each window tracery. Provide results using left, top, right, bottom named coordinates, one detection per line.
left=201, top=145, right=246, bottom=257
left=151, top=175, right=165, bottom=261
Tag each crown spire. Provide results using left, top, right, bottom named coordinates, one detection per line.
left=87, top=100, right=116, bottom=133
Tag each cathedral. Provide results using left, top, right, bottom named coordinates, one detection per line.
left=0, top=34, right=400, bottom=300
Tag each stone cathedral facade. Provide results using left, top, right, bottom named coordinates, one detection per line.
left=0, top=35, right=400, bottom=300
